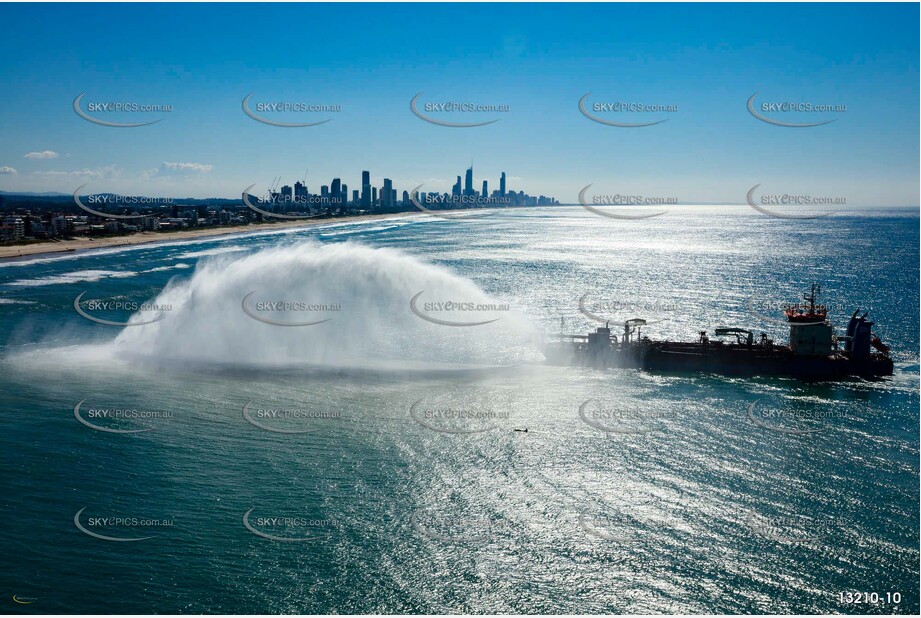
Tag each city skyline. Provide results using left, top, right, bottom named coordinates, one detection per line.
left=0, top=163, right=558, bottom=243
left=245, top=165, right=557, bottom=213
left=0, top=4, right=917, bottom=206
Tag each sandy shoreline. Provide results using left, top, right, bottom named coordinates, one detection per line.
left=0, top=212, right=415, bottom=261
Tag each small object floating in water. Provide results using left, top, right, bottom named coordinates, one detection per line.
left=513, top=428, right=529, bottom=433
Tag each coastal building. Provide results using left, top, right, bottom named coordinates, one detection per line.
left=382, top=178, right=393, bottom=209
left=331, top=178, right=341, bottom=207
left=1, top=216, right=24, bottom=241
left=294, top=181, right=308, bottom=202
left=361, top=170, right=371, bottom=210
left=143, top=216, right=161, bottom=230
left=52, top=215, right=72, bottom=236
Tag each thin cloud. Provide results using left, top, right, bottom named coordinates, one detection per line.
left=24, top=150, right=60, bottom=159
left=143, top=161, right=214, bottom=181
left=32, top=165, right=121, bottom=180
left=161, top=162, right=213, bottom=174
left=0, top=166, right=18, bottom=175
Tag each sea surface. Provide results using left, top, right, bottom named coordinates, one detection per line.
left=0, top=205, right=918, bottom=614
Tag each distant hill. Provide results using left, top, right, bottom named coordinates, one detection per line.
left=0, top=190, right=70, bottom=197
left=0, top=190, right=241, bottom=206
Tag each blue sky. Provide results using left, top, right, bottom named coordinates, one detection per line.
left=0, top=2, right=917, bottom=205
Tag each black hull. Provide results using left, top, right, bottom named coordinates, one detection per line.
left=544, top=342, right=893, bottom=380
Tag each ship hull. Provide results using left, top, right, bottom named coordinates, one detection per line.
left=643, top=344, right=788, bottom=376
left=544, top=341, right=894, bottom=380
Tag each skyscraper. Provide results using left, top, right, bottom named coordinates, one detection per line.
left=452, top=176, right=461, bottom=197
left=361, top=170, right=371, bottom=210
left=464, top=166, right=474, bottom=197
left=331, top=178, right=342, bottom=208
left=382, top=178, right=393, bottom=209
left=482, top=180, right=487, bottom=199
left=294, top=181, right=308, bottom=203
left=500, top=172, right=506, bottom=197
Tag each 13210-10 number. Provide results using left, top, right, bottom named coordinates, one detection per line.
left=839, top=592, right=901, bottom=605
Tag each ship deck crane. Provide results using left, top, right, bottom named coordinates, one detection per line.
left=714, top=327, right=754, bottom=346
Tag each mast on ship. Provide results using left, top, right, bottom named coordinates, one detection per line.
left=786, top=283, right=827, bottom=322
left=803, top=284, right=819, bottom=314
left=785, top=283, right=833, bottom=356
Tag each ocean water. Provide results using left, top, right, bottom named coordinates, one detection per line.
left=0, top=206, right=917, bottom=614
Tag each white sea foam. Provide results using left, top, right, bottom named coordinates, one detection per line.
left=5, top=269, right=138, bottom=288
left=143, top=263, right=192, bottom=273
left=173, top=247, right=249, bottom=259
left=5, top=263, right=193, bottom=288
left=0, top=215, right=423, bottom=269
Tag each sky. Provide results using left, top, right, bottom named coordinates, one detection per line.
left=0, top=2, right=918, bottom=206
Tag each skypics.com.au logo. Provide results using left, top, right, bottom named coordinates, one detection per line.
left=241, top=185, right=324, bottom=220
left=74, top=291, right=173, bottom=327
left=243, top=508, right=333, bottom=542
left=410, top=93, right=509, bottom=127
left=579, top=93, right=678, bottom=127
left=409, top=291, right=509, bottom=327
left=73, top=93, right=172, bottom=127
left=241, top=292, right=341, bottom=327
left=74, top=507, right=173, bottom=542
left=73, top=184, right=174, bottom=219
left=746, top=184, right=843, bottom=219
left=242, top=400, right=341, bottom=434
left=241, top=93, right=341, bottom=127
left=74, top=400, right=172, bottom=434
left=747, top=93, right=845, bottom=128
left=747, top=399, right=846, bottom=436
left=578, top=185, right=672, bottom=219
left=409, top=391, right=513, bottom=435
left=408, top=186, right=501, bottom=220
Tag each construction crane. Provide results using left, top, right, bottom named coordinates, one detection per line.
left=714, top=328, right=754, bottom=346
left=267, top=176, right=281, bottom=204
left=622, top=318, right=647, bottom=344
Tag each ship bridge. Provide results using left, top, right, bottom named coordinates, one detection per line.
left=786, top=284, right=834, bottom=356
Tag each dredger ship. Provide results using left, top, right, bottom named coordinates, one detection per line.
left=544, top=285, right=893, bottom=380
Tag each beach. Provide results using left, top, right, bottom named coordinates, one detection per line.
left=0, top=212, right=413, bottom=260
